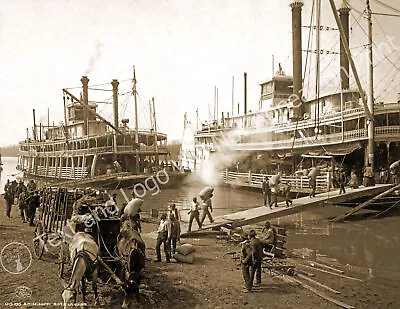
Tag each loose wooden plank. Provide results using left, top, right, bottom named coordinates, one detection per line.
left=297, top=273, right=341, bottom=294
left=297, top=264, right=363, bottom=282
left=331, top=183, right=400, bottom=222
left=280, top=273, right=354, bottom=309
left=296, top=269, right=316, bottom=277
left=311, top=260, right=344, bottom=274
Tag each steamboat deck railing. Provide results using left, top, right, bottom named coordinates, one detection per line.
left=219, top=170, right=331, bottom=194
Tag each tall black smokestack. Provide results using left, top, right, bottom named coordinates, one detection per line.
left=111, top=79, right=119, bottom=130
left=32, top=109, right=37, bottom=140
left=339, top=4, right=350, bottom=90
left=81, top=76, right=89, bottom=135
left=290, top=1, right=304, bottom=118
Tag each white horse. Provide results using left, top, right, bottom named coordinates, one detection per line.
left=61, top=232, right=99, bottom=308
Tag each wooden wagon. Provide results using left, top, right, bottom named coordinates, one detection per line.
left=32, top=187, right=122, bottom=280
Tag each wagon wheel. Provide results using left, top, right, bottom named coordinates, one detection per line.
left=287, top=268, right=296, bottom=276
left=58, top=242, right=69, bottom=278
left=33, top=222, right=45, bottom=259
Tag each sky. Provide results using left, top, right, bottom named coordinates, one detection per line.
left=1, top=0, right=400, bottom=147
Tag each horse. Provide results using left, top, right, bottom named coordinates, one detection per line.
left=117, top=219, right=146, bottom=309
left=61, top=232, right=99, bottom=308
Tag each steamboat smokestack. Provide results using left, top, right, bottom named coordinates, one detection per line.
left=111, top=79, right=119, bottom=130
left=290, top=1, right=304, bottom=118
left=244, top=72, right=247, bottom=115
left=32, top=109, right=37, bottom=140
left=81, top=76, right=89, bottom=135
left=339, top=3, right=350, bottom=90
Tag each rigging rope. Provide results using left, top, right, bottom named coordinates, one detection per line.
left=373, top=0, right=400, bottom=14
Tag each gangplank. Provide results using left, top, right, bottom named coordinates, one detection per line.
left=180, top=184, right=393, bottom=237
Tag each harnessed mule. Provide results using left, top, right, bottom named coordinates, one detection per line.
left=117, top=220, right=146, bottom=309
left=61, top=232, right=99, bottom=308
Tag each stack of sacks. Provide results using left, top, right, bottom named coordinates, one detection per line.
left=173, top=243, right=196, bottom=264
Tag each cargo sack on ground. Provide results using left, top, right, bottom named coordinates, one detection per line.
left=199, top=186, right=214, bottom=200
left=269, top=174, right=280, bottom=186
left=173, top=252, right=195, bottom=264
left=123, top=198, right=143, bottom=217
left=308, top=167, right=320, bottom=178
left=175, top=243, right=196, bottom=255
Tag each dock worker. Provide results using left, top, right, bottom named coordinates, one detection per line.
left=240, top=232, right=252, bottom=293
left=249, top=230, right=264, bottom=288
left=167, top=213, right=180, bottom=255
left=200, top=195, right=214, bottom=225
left=187, top=197, right=202, bottom=232
left=27, top=179, right=37, bottom=192
left=270, top=183, right=278, bottom=208
left=285, top=181, right=293, bottom=207
left=339, top=171, right=346, bottom=194
left=261, top=221, right=276, bottom=253
left=4, top=179, right=11, bottom=193
left=18, top=190, right=28, bottom=223
left=363, top=163, right=374, bottom=187
left=309, top=175, right=316, bottom=198
left=168, top=203, right=181, bottom=237
left=155, top=213, right=170, bottom=263
left=4, top=186, right=14, bottom=218
left=262, top=177, right=271, bottom=208
left=26, top=190, right=40, bottom=226
left=16, top=180, right=27, bottom=196
left=349, top=170, right=359, bottom=189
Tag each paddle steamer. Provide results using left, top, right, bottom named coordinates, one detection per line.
left=17, top=71, right=185, bottom=189
left=181, top=0, right=400, bottom=176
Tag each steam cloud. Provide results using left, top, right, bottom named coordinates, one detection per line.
left=85, top=40, right=104, bottom=76
left=195, top=128, right=245, bottom=186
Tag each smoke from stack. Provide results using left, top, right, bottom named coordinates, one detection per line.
left=85, top=40, right=104, bottom=76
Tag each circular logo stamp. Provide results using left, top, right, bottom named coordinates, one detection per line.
left=15, top=286, right=32, bottom=299
left=0, top=242, right=32, bottom=274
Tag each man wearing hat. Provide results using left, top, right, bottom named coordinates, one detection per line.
left=240, top=232, right=252, bottom=292
left=262, top=221, right=276, bottom=253
left=262, top=177, right=271, bottom=208
left=249, top=229, right=264, bottom=287
left=155, top=213, right=170, bottom=262
left=26, top=190, right=40, bottom=226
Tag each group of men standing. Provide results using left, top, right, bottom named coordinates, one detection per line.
left=187, top=194, right=214, bottom=232
left=3, top=179, right=39, bottom=226
left=240, top=221, right=276, bottom=292
left=155, top=203, right=181, bottom=263
left=262, top=177, right=292, bottom=208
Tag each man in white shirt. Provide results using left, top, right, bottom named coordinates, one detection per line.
left=155, top=213, right=170, bottom=262
left=188, top=197, right=202, bottom=232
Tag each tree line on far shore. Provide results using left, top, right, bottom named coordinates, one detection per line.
left=1, top=145, right=19, bottom=157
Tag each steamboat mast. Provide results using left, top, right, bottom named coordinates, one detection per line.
left=133, top=66, right=139, bottom=172
left=366, top=0, right=375, bottom=171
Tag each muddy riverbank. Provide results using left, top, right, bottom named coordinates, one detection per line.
left=1, top=193, right=399, bottom=308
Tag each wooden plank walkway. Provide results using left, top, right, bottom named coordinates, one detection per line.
left=180, top=184, right=393, bottom=237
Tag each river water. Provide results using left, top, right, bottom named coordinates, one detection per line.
left=1, top=156, right=399, bottom=286
left=0, top=156, right=21, bottom=194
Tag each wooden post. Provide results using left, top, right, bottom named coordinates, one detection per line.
left=81, top=155, right=86, bottom=178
